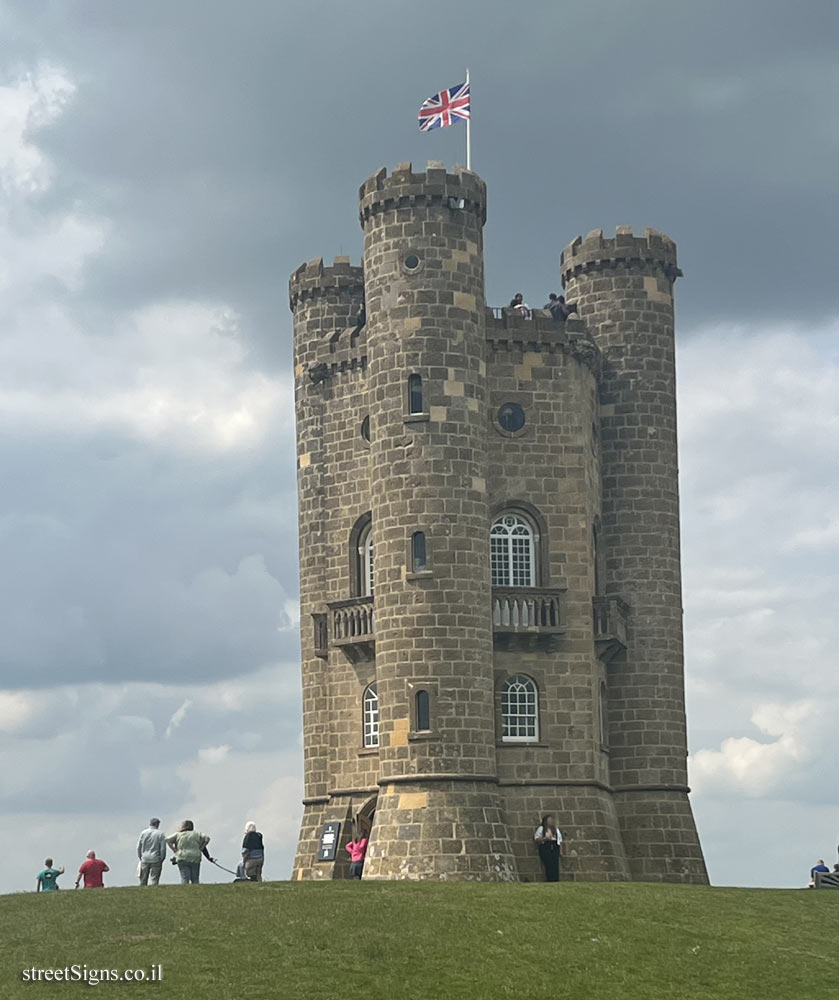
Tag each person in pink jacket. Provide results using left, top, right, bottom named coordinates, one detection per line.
left=345, top=835, right=368, bottom=879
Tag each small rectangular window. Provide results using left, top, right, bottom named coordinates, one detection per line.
left=408, top=374, right=423, bottom=414
left=415, top=690, right=431, bottom=732
left=411, top=531, right=427, bottom=573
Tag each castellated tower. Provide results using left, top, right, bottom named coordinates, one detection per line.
left=561, top=231, right=707, bottom=882
left=289, top=162, right=708, bottom=884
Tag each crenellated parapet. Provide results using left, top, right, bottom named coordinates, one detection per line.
left=289, top=255, right=364, bottom=312
left=560, top=227, right=682, bottom=284
left=485, top=313, right=601, bottom=376
left=358, top=160, right=487, bottom=229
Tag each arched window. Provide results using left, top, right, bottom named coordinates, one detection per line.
left=415, top=690, right=430, bottom=732
left=599, top=680, right=608, bottom=747
left=501, top=675, right=539, bottom=743
left=408, top=374, right=423, bottom=414
left=363, top=683, right=379, bottom=748
left=358, top=522, right=374, bottom=597
left=491, top=513, right=535, bottom=587
left=411, top=531, right=427, bottom=573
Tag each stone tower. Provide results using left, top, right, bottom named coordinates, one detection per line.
left=289, top=162, right=707, bottom=884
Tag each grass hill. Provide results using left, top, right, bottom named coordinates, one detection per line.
left=2, top=881, right=837, bottom=999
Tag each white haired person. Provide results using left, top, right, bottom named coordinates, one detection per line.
left=166, top=820, right=214, bottom=884
left=137, top=817, right=167, bottom=886
left=241, top=821, right=265, bottom=881
left=75, top=850, right=109, bottom=889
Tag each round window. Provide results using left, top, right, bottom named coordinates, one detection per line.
left=361, top=415, right=371, bottom=442
left=497, top=403, right=526, bottom=433
left=403, top=254, right=421, bottom=271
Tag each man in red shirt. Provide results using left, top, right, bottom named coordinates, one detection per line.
left=75, top=850, right=109, bottom=889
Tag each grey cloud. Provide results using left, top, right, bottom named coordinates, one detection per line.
left=0, top=431, right=299, bottom=688
left=3, top=0, right=835, bottom=362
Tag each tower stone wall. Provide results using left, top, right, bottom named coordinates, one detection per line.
left=288, top=165, right=707, bottom=884
left=561, top=229, right=708, bottom=883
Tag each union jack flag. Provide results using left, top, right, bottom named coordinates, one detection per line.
left=418, top=81, right=471, bottom=132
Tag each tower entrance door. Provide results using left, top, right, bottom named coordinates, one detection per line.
left=354, top=795, right=377, bottom=841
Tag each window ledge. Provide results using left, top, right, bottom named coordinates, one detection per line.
left=497, top=741, right=550, bottom=749
left=358, top=747, right=380, bottom=757
left=404, top=412, right=430, bottom=423
left=406, top=570, right=433, bottom=581
left=408, top=731, right=435, bottom=741
left=599, top=744, right=610, bottom=755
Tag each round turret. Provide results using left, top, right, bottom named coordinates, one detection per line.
left=358, top=162, right=516, bottom=881
left=560, top=226, right=707, bottom=884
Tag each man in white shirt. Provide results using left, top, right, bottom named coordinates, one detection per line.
left=137, top=817, right=167, bottom=886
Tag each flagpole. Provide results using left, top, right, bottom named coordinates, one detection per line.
left=465, top=68, right=472, bottom=171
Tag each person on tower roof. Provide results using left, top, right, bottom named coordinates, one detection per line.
left=509, top=292, right=530, bottom=318
left=544, top=293, right=577, bottom=321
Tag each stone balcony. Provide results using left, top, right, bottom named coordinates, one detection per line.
left=492, top=587, right=565, bottom=651
left=329, top=596, right=375, bottom=662
left=593, top=596, right=630, bottom=662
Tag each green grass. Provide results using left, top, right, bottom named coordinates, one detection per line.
left=2, top=881, right=837, bottom=999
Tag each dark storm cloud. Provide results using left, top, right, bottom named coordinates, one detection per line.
left=4, top=0, right=837, bottom=358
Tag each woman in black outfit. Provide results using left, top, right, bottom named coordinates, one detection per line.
left=241, top=821, right=265, bottom=881
left=534, top=814, right=562, bottom=882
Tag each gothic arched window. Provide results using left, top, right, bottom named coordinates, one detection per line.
left=363, top=683, right=379, bottom=748
left=501, top=675, right=539, bottom=743
left=358, top=522, right=374, bottom=597
left=490, top=513, right=535, bottom=587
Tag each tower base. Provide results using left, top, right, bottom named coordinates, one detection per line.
left=362, top=779, right=518, bottom=881
left=614, top=789, right=709, bottom=884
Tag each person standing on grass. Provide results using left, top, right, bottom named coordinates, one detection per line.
left=534, top=815, right=563, bottom=883
left=75, top=850, right=109, bottom=889
left=137, top=817, right=167, bottom=886
left=167, top=820, right=214, bottom=884
left=241, top=821, right=265, bottom=882
left=36, top=858, right=64, bottom=892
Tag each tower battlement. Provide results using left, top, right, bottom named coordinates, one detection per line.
left=359, top=161, right=486, bottom=228
left=561, top=227, right=681, bottom=282
left=288, top=256, right=364, bottom=312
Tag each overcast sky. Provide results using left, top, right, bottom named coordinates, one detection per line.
left=0, top=0, right=836, bottom=893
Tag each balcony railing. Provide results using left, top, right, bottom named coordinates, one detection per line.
left=327, top=595, right=375, bottom=662
left=593, top=596, right=630, bottom=662
left=492, top=587, right=564, bottom=648
left=325, top=589, right=568, bottom=658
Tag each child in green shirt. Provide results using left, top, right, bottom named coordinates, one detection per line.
left=36, top=858, right=64, bottom=892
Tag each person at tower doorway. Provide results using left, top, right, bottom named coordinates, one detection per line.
left=534, top=815, right=563, bottom=882
left=242, top=821, right=265, bottom=881
left=166, top=820, right=214, bottom=884
left=345, top=834, right=368, bottom=878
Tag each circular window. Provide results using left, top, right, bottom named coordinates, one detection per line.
left=403, top=254, right=421, bottom=271
left=497, top=403, right=526, bottom=433
left=361, top=415, right=371, bottom=442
